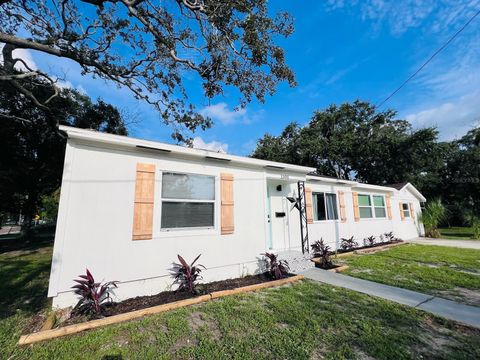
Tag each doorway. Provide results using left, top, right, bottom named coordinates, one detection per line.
left=266, top=181, right=291, bottom=251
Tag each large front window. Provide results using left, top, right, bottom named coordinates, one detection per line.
left=358, top=194, right=387, bottom=219
left=161, top=172, right=215, bottom=229
left=313, top=192, right=338, bottom=221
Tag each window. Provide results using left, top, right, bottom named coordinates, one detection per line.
left=313, top=192, right=338, bottom=221
left=358, top=194, right=387, bottom=219
left=161, top=172, right=215, bottom=229
left=402, top=203, right=410, bottom=218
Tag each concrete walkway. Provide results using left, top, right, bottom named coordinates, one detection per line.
left=302, top=268, right=480, bottom=329
left=407, top=237, right=480, bottom=250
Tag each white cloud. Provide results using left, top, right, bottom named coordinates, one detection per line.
left=192, top=137, right=229, bottom=153
left=200, top=102, right=248, bottom=125
left=0, top=46, right=37, bottom=71
left=405, top=91, right=480, bottom=140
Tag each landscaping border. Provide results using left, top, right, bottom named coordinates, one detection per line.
left=18, top=275, right=304, bottom=346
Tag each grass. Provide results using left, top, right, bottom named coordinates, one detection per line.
left=2, top=236, right=480, bottom=359
left=343, top=244, right=480, bottom=306
left=438, top=226, right=478, bottom=240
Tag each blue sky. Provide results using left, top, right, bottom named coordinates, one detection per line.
left=12, top=0, right=480, bottom=155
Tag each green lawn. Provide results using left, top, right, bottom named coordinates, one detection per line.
left=343, top=244, right=480, bottom=306
left=438, top=227, right=478, bottom=240
left=2, top=238, right=480, bottom=359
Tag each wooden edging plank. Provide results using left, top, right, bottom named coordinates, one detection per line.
left=355, top=241, right=405, bottom=254
left=18, top=275, right=304, bottom=346
left=327, top=265, right=349, bottom=273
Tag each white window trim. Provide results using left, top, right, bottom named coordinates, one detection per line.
left=358, top=194, right=387, bottom=220
left=402, top=203, right=411, bottom=218
left=153, top=170, right=220, bottom=237
left=313, top=192, right=339, bottom=222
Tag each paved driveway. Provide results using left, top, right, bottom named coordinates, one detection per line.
left=407, top=237, right=480, bottom=249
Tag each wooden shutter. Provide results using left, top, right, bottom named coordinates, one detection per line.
left=352, top=192, right=360, bottom=222
left=338, top=191, right=347, bottom=222
left=132, top=163, right=155, bottom=240
left=305, top=187, right=313, bottom=224
left=221, top=173, right=234, bottom=235
left=409, top=202, right=415, bottom=219
left=386, top=194, right=393, bottom=220
left=399, top=203, right=405, bottom=221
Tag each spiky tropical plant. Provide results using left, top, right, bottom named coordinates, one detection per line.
left=72, top=269, right=118, bottom=316
left=310, top=239, right=333, bottom=269
left=262, top=252, right=290, bottom=279
left=471, top=217, right=480, bottom=240
left=364, top=236, right=376, bottom=247
left=171, top=254, right=205, bottom=294
left=419, top=199, right=447, bottom=238
left=340, top=236, right=358, bottom=251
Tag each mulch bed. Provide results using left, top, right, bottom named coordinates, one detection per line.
left=58, top=273, right=292, bottom=327
left=335, top=240, right=403, bottom=254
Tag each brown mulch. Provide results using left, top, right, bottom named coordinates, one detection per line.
left=60, top=273, right=290, bottom=326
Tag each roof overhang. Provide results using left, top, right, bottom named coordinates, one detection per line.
left=397, top=182, right=427, bottom=202
left=59, top=125, right=316, bottom=174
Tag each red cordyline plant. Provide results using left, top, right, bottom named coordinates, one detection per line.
left=340, top=236, right=358, bottom=251
left=310, top=239, right=333, bottom=269
left=262, top=252, right=290, bottom=279
left=171, top=254, right=205, bottom=294
left=72, top=269, right=118, bottom=316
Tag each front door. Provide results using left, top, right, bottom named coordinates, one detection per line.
left=267, top=182, right=290, bottom=251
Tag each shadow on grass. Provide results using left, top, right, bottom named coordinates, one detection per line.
left=0, top=225, right=55, bottom=319
left=0, top=224, right=55, bottom=254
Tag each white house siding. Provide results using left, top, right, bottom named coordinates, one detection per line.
left=48, top=139, right=308, bottom=308
left=306, top=181, right=424, bottom=251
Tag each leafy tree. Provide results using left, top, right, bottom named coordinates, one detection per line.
left=0, top=76, right=128, bottom=224
left=420, top=199, right=447, bottom=238
left=0, top=0, right=295, bottom=141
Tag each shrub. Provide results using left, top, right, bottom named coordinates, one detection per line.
left=383, top=232, right=400, bottom=243
left=340, top=236, right=358, bottom=251
left=364, top=235, right=376, bottom=247
left=420, top=199, right=447, bottom=238
left=262, top=252, right=290, bottom=279
left=310, top=239, right=333, bottom=269
left=471, top=218, right=480, bottom=240
left=72, top=269, right=117, bottom=316
left=171, top=254, right=205, bottom=294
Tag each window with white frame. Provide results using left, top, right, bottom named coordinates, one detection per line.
left=161, top=172, right=215, bottom=229
left=402, top=203, right=411, bottom=218
left=358, top=194, right=387, bottom=219
left=313, top=192, right=338, bottom=221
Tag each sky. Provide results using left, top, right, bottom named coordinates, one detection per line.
left=10, top=0, right=480, bottom=155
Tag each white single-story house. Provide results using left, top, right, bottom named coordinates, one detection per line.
left=48, top=126, right=426, bottom=308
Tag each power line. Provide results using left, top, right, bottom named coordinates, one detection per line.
left=376, top=8, right=480, bottom=109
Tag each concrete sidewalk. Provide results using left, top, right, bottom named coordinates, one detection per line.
left=302, top=268, right=480, bottom=329
left=407, top=237, right=480, bottom=249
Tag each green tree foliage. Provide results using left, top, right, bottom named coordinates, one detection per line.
left=0, top=77, right=128, bottom=223
left=39, top=188, right=61, bottom=222
left=419, top=199, right=447, bottom=238
left=0, top=0, right=295, bottom=141
left=252, top=100, right=479, bottom=225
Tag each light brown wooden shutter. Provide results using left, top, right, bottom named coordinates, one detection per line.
left=221, top=173, right=234, bottom=235
left=132, top=163, right=155, bottom=240
left=338, top=191, right=347, bottom=222
left=305, top=187, right=313, bottom=224
left=409, top=202, right=415, bottom=219
left=386, top=194, right=393, bottom=220
left=352, top=192, right=360, bottom=222
left=399, top=203, right=405, bottom=221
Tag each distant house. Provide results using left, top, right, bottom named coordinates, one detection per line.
left=48, top=126, right=425, bottom=308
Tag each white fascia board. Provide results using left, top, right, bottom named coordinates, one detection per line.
left=351, top=183, right=397, bottom=193
left=59, top=125, right=316, bottom=174
left=401, top=183, right=427, bottom=202
left=306, top=175, right=357, bottom=186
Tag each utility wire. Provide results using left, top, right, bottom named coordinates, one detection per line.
left=376, top=8, right=480, bottom=109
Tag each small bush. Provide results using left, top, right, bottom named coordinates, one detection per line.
left=340, top=236, right=358, bottom=251
left=420, top=199, right=447, bottom=238
left=471, top=218, right=480, bottom=240
left=383, top=232, right=399, bottom=243
left=72, top=269, right=117, bottom=316
left=262, top=252, right=290, bottom=279
left=171, top=254, right=205, bottom=294
left=310, top=239, right=333, bottom=269
left=363, top=235, right=376, bottom=247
